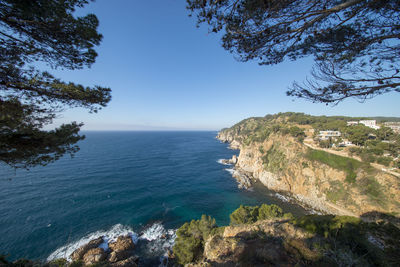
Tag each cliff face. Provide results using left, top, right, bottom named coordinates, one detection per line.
left=217, top=122, right=400, bottom=217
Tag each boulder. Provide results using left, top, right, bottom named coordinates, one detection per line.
left=230, top=155, right=238, bottom=164
left=108, top=250, right=133, bottom=263
left=110, top=256, right=139, bottom=267
left=82, top=247, right=107, bottom=265
left=109, top=235, right=135, bottom=252
left=70, top=236, right=104, bottom=261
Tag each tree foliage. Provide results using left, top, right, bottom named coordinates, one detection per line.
left=173, top=215, right=218, bottom=265
left=187, top=0, right=400, bottom=103
left=0, top=0, right=111, bottom=168
left=230, top=204, right=291, bottom=225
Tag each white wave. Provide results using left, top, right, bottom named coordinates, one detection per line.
left=217, top=159, right=231, bottom=165
left=274, top=193, right=289, bottom=202
left=140, top=222, right=165, bottom=241
left=224, top=168, right=235, bottom=174
left=47, top=224, right=137, bottom=262
left=139, top=222, right=177, bottom=267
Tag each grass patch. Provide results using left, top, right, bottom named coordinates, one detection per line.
left=325, top=181, right=348, bottom=204
left=359, top=176, right=386, bottom=207
left=306, top=149, right=364, bottom=183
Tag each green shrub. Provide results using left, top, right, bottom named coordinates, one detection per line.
left=325, top=181, right=348, bottom=204
left=257, top=204, right=284, bottom=220
left=173, top=215, right=217, bottom=265
left=262, top=145, right=287, bottom=173
left=293, top=215, right=361, bottom=237
left=348, top=146, right=362, bottom=155
left=230, top=205, right=259, bottom=225
left=48, top=258, right=68, bottom=267
left=360, top=152, right=376, bottom=163
left=289, top=126, right=306, bottom=138
left=360, top=177, right=385, bottom=206
left=318, top=140, right=331, bottom=148
left=292, top=215, right=386, bottom=266
left=345, top=170, right=357, bottom=183
left=376, top=156, right=392, bottom=166
left=69, top=261, right=84, bottom=267
left=230, top=204, right=291, bottom=225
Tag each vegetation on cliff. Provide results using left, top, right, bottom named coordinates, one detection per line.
left=218, top=112, right=400, bottom=217
left=173, top=204, right=400, bottom=266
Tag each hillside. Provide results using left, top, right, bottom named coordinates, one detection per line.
left=217, top=113, right=400, bottom=216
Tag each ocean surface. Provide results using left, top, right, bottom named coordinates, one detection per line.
left=0, top=131, right=307, bottom=265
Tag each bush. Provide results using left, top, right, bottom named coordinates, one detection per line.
left=262, top=145, right=287, bottom=173
left=49, top=258, right=68, bottom=267
left=292, top=215, right=386, bottom=266
left=376, top=156, right=392, bottom=167
left=230, top=205, right=259, bottom=225
left=318, top=140, right=331, bottom=148
left=230, top=204, right=292, bottom=225
left=289, top=126, right=306, bottom=138
left=173, top=215, right=217, bottom=265
left=360, top=152, right=376, bottom=163
left=257, top=204, right=284, bottom=220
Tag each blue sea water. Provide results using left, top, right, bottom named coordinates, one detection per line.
left=0, top=131, right=306, bottom=264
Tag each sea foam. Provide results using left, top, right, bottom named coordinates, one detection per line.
left=47, top=222, right=176, bottom=266
left=47, top=224, right=136, bottom=262
left=224, top=168, right=235, bottom=174
left=217, top=159, right=232, bottom=165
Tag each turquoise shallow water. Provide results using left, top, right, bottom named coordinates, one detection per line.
left=0, top=131, right=306, bottom=264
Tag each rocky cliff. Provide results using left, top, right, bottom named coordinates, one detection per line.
left=217, top=117, right=400, bottom=217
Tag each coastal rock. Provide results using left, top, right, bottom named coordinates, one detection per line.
left=83, top=247, right=106, bottom=265
left=231, top=155, right=238, bottom=164
left=70, top=236, right=104, bottom=261
left=231, top=169, right=252, bottom=189
left=108, top=250, right=132, bottom=263
left=108, top=235, right=135, bottom=252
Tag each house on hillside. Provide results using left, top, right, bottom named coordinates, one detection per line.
left=338, top=140, right=354, bottom=147
left=318, top=130, right=341, bottom=140
left=347, top=121, right=359, bottom=126
left=384, top=122, right=400, bottom=133
left=359, top=120, right=380, bottom=130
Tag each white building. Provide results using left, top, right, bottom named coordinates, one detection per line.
left=387, top=125, right=400, bottom=133
left=338, top=140, right=354, bottom=147
left=384, top=122, right=400, bottom=133
left=347, top=121, right=359, bottom=126
left=319, top=130, right=341, bottom=140
left=359, top=120, right=380, bottom=130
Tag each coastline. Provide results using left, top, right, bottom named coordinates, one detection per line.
left=216, top=133, right=354, bottom=216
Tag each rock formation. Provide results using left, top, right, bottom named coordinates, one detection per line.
left=68, top=235, right=138, bottom=267
left=217, top=117, right=400, bottom=217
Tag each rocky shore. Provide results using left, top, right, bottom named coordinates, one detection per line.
left=67, top=235, right=139, bottom=266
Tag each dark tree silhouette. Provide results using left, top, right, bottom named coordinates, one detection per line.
left=187, top=0, right=400, bottom=103
left=0, top=0, right=111, bottom=168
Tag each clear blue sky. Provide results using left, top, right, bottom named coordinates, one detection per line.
left=48, top=0, right=400, bottom=131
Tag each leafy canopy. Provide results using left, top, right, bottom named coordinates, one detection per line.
left=0, top=0, right=111, bottom=168
left=173, top=215, right=218, bottom=265
left=187, top=0, right=400, bottom=103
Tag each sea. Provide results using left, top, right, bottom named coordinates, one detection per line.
left=0, top=131, right=307, bottom=266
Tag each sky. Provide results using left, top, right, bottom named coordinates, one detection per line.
left=47, top=0, right=400, bottom=131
